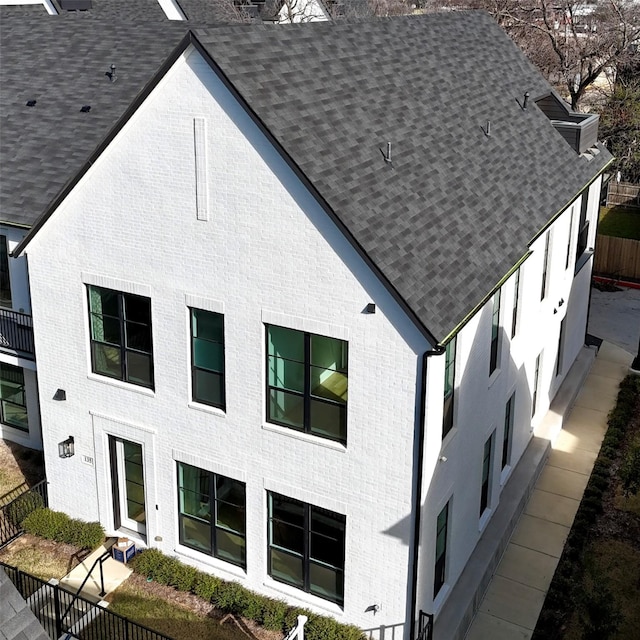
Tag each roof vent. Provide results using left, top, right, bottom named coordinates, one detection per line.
left=26, top=100, right=36, bottom=107
left=517, top=91, right=530, bottom=111
left=107, top=64, right=117, bottom=83
left=80, top=105, right=91, bottom=113
left=59, top=0, right=92, bottom=9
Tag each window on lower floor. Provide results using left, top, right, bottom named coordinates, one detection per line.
left=266, top=325, right=348, bottom=444
left=267, top=491, right=345, bottom=606
left=502, top=393, right=515, bottom=470
left=177, top=462, right=246, bottom=568
left=191, top=309, right=225, bottom=409
left=0, top=236, right=11, bottom=308
left=480, top=433, right=494, bottom=516
left=434, top=500, right=450, bottom=597
left=88, top=285, right=154, bottom=389
left=532, top=353, right=542, bottom=417
left=442, top=336, right=456, bottom=439
left=0, top=363, right=27, bottom=431
left=555, top=318, right=566, bottom=377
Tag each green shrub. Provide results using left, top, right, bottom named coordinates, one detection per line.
left=620, top=437, right=640, bottom=496
left=261, top=598, right=288, bottom=631
left=169, top=563, right=198, bottom=592
left=23, top=508, right=69, bottom=539
left=73, top=521, right=105, bottom=550
left=192, top=572, right=222, bottom=601
left=21, top=508, right=104, bottom=550
left=214, top=581, right=250, bottom=615
left=130, top=548, right=164, bottom=577
left=5, top=491, right=45, bottom=526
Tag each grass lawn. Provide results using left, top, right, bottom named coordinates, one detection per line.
left=0, top=438, right=44, bottom=498
left=599, top=206, right=640, bottom=240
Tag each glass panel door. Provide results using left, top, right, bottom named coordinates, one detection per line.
left=110, top=437, right=146, bottom=535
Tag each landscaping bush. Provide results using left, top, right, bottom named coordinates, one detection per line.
left=22, top=507, right=104, bottom=550
left=192, top=572, right=222, bottom=601
left=620, top=437, right=640, bottom=496
left=214, top=580, right=250, bottom=615
left=170, top=563, right=198, bottom=592
left=261, top=597, right=289, bottom=631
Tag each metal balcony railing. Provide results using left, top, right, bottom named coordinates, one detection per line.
left=0, top=308, right=34, bottom=357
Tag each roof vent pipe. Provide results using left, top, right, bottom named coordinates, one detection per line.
left=110, top=64, right=117, bottom=82
left=385, top=142, right=392, bottom=163
left=484, top=120, right=491, bottom=137
left=523, top=92, right=530, bottom=110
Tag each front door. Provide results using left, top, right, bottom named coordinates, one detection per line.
left=109, top=437, right=146, bottom=536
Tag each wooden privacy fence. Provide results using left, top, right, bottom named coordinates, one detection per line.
left=606, top=181, right=640, bottom=208
left=594, top=235, right=640, bottom=281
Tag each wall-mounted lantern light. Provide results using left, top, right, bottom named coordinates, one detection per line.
left=59, top=436, right=75, bottom=458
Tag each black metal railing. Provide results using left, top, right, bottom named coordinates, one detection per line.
left=60, top=549, right=111, bottom=623
left=0, top=481, right=28, bottom=507
left=0, top=479, right=48, bottom=549
left=416, top=610, right=434, bottom=640
left=0, top=308, right=34, bottom=356
left=1, top=561, right=175, bottom=640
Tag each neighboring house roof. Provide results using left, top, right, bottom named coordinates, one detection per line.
left=0, top=568, right=50, bottom=640
left=0, top=11, right=611, bottom=342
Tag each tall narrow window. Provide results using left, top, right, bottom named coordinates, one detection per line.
left=434, top=501, right=450, bottom=597
left=489, top=290, right=501, bottom=375
left=511, top=268, right=520, bottom=339
left=532, top=353, right=541, bottom=417
left=267, top=492, right=345, bottom=606
left=541, top=232, right=550, bottom=300
left=575, top=192, right=589, bottom=264
left=191, top=309, right=225, bottom=409
left=267, top=326, right=348, bottom=444
left=480, top=433, right=494, bottom=516
left=177, top=462, right=246, bottom=568
left=565, top=208, right=574, bottom=269
left=442, top=336, right=456, bottom=439
left=88, top=286, right=154, bottom=389
left=0, top=236, right=11, bottom=308
left=502, top=393, right=515, bottom=470
left=0, top=363, right=28, bottom=431
left=555, top=318, right=566, bottom=377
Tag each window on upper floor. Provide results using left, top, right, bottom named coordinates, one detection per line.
left=511, top=268, right=520, bottom=339
left=0, top=236, right=11, bottom=308
left=442, top=336, right=456, bottom=439
left=555, top=318, right=566, bottom=378
left=434, top=500, right=450, bottom=597
left=0, top=363, right=27, bottom=432
left=541, top=232, right=551, bottom=300
left=532, top=352, right=542, bottom=417
left=266, top=325, right=348, bottom=445
left=502, top=392, right=515, bottom=470
left=177, top=462, right=246, bottom=568
left=190, top=309, right=225, bottom=410
left=87, top=285, right=154, bottom=389
left=480, top=432, right=494, bottom=516
left=566, top=207, right=574, bottom=270
left=489, top=290, right=501, bottom=375
left=575, top=191, right=590, bottom=266
left=267, top=491, right=345, bottom=606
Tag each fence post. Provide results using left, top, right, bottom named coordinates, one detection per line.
left=296, top=614, right=308, bottom=640
left=53, top=582, right=63, bottom=639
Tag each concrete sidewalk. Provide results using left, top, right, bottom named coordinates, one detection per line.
left=465, top=341, right=633, bottom=640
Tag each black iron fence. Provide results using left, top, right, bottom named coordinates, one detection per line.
left=1, top=561, right=175, bottom=640
left=0, top=479, right=48, bottom=549
left=416, top=611, right=434, bottom=640
left=0, top=307, right=35, bottom=356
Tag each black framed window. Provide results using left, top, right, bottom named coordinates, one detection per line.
left=0, top=363, right=28, bottom=432
left=88, top=286, right=154, bottom=389
left=532, top=353, right=541, bottom=417
left=442, top=337, right=456, bottom=439
left=266, top=325, right=348, bottom=444
left=267, top=491, right=345, bottom=606
left=575, top=191, right=590, bottom=264
left=566, top=208, right=574, bottom=269
left=191, top=309, right=225, bottom=409
left=480, top=433, right=493, bottom=516
left=0, top=236, right=11, bottom=308
left=502, top=393, right=515, bottom=470
left=555, top=318, right=566, bottom=377
left=511, top=268, right=520, bottom=339
left=541, top=232, right=550, bottom=300
left=177, top=462, right=246, bottom=568
left=489, top=290, right=501, bottom=375
left=434, top=501, right=449, bottom=597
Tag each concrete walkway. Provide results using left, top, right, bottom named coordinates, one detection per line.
left=465, top=341, right=633, bottom=640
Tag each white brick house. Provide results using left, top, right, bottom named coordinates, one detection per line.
left=2, top=9, right=611, bottom=640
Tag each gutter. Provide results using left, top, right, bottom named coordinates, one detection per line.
left=409, top=343, right=445, bottom=640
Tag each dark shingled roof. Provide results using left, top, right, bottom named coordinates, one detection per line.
left=0, top=11, right=611, bottom=341
left=0, top=568, right=50, bottom=640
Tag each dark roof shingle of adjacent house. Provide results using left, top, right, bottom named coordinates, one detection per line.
left=0, top=568, right=50, bottom=640
left=0, top=11, right=611, bottom=342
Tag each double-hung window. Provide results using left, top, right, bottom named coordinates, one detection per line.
left=489, top=290, right=501, bottom=375
left=88, top=286, right=154, bottom=389
left=0, top=236, right=11, bottom=308
left=575, top=192, right=590, bottom=265
left=541, top=232, right=550, bottom=300
left=480, top=433, right=493, bottom=516
left=434, top=501, right=450, bottom=597
left=0, top=363, right=28, bottom=431
left=177, top=462, right=246, bottom=568
left=266, top=325, right=348, bottom=444
left=511, top=268, right=520, bottom=339
left=532, top=353, right=541, bottom=417
left=442, top=337, right=456, bottom=439
left=191, top=309, right=225, bottom=409
left=502, top=393, right=515, bottom=470
left=267, top=491, right=345, bottom=606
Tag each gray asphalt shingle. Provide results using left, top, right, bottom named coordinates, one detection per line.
left=0, top=11, right=611, bottom=341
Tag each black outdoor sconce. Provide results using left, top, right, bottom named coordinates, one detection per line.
left=58, top=436, right=75, bottom=459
